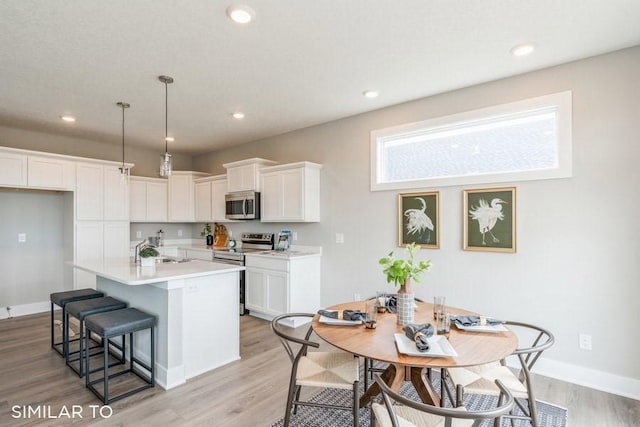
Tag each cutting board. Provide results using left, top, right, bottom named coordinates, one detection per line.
left=213, top=223, right=228, bottom=247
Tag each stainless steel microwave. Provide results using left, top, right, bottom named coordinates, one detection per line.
left=225, top=191, right=260, bottom=220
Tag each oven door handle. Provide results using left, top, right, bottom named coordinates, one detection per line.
left=212, top=258, right=243, bottom=266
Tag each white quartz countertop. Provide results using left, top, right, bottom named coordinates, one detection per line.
left=244, top=248, right=322, bottom=260
left=73, top=257, right=244, bottom=286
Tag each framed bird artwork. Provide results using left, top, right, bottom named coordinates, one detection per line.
left=398, top=191, right=439, bottom=249
left=463, top=187, right=516, bottom=253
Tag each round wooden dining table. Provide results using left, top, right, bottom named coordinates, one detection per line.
left=312, top=301, right=518, bottom=407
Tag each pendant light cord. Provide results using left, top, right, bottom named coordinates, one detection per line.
left=164, top=80, right=168, bottom=154
left=121, top=104, right=126, bottom=169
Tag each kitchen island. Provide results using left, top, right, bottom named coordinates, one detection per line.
left=73, top=257, right=244, bottom=390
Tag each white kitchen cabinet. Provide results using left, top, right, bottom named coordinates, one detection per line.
left=245, top=254, right=321, bottom=326
left=260, top=162, right=321, bottom=222
left=27, top=155, right=75, bottom=190
left=168, top=171, right=208, bottom=222
left=75, top=221, right=129, bottom=289
left=0, top=151, right=27, bottom=187
left=75, top=221, right=104, bottom=289
left=223, top=158, right=276, bottom=193
left=103, top=166, right=129, bottom=220
left=130, top=177, right=168, bottom=222
left=76, top=163, right=129, bottom=221
left=194, top=174, right=228, bottom=222
left=76, top=162, right=104, bottom=220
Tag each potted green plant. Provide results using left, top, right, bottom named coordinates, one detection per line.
left=379, top=242, right=432, bottom=325
left=139, top=245, right=159, bottom=267
left=201, top=223, right=213, bottom=246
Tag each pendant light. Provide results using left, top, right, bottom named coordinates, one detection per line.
left=159, top=75, right=174, bottom=177
left=116, top=101, right=130, bottom=180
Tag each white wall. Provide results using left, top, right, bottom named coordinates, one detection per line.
left=194, top=47, right=640, bottom=397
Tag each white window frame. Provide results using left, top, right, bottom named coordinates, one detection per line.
left=370, top=91, right=572, bottom=191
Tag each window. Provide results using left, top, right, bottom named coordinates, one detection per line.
left=370, top=91, right=572, bottom=191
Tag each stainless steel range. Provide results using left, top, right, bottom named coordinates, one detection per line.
left=212, top=232, right=274, bottom=315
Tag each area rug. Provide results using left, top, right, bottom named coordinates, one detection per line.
left=270, top=377, right=567, bottom=427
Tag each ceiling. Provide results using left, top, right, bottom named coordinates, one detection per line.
left=1, top=1, right=639, bottom=156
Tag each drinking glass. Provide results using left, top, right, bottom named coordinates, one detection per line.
left=437, top=311, right=451, bottom=338
left=365, top=299, right=378, bottom=329
left=433, top=296, right=446, bottom=319
left=376, top=291, right=388, bottom=313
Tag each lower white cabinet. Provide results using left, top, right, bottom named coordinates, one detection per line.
left=75, top=220, right=129, bottom=289
left=245, top=254, right=321, bottom=326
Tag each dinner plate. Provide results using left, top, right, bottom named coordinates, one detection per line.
left=453, top=321, right=508, bottom=333
left=394, top=333, right=458, bottom=357
left=318, top=315, right=362, bottom=325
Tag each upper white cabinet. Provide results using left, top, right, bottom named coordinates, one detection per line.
left=103, top=166, right=129, bottom=220
left=76, top=162, right=104, bottom=220
left=223, top=158, right=276, bottom=193
left=0, top=151, right=28, bottom=187
left=260, top=162, right=321, bottom=222
left=168, top=171, right=208, bottom=222
left=130, top=177, right=168, bottom=222
left=76, top=162, right=130, bottom=221
left=195, top=175, right=227, bottom=222
left=28, top=156, right=75, bottom=190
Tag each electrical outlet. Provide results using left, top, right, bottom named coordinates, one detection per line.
left=136, top=231, right=142, bottom=239
left=336, top=233, right=345, bottom=244
left=18, top=233, right=26, bottom=243
left=354, top=293, right=361, bottom=301
left=579, top=333, right=592, bottom=350
left=178, top=229, right=183, bottom=237
left=292, top=231, right=298, bottom=241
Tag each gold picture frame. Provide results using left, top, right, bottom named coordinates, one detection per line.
left=463, top=187, right=516, bottom=253
left=398, top=191, right=439, bottom=249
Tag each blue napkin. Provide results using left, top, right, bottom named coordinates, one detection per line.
left=452, top=315, right=503, bottom=326
left=402, top=323, right=434, bottom=351
left=318, top=309, right=365, bottom=322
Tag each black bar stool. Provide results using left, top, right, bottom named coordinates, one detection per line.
left=50, top=289, right=104, bottom=357
left=65, top=297, right=128, bottom=377
left=85, top=308, right=156, bottom=404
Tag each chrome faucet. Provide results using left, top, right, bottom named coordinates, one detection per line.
left=134, top=239, right=147, bottom=264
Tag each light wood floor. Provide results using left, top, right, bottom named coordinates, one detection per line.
left=1, top=313, right=638, bottom=426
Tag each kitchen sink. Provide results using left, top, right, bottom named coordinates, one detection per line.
left=156, top=257, right=193, bottom=264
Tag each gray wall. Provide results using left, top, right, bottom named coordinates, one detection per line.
left=194, top=47, right=640, bottom=385
left=0, top=189, right=70, bottom=306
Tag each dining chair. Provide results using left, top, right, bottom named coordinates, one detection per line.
left=371, top=374, right=514, bottom=427
left=271, top=313, right=361, bottom=427
left=442, top=321, right=554, bottom=427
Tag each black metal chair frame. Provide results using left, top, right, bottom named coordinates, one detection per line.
left=442, top=321, right=554, bottom=427
left=64, top=298, right=127, bottom=377
left=373, top=374, right=514, bottom=427
left=271, top=312, right=360, bottom=427
left=50, top=290, right=104, bottom=357
left=85, top=313, right=155, bottom=404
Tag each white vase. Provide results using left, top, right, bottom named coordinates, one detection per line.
left=140, top=257, right=155, bottom=267
left=396, top=292, right=415, bottom=326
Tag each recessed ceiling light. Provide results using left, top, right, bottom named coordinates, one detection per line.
left=226, top=5, right=255, bottom=24
left=510, top=43, right=536, bottom=57
left=363, top=90, right=379, bottom=98
left=165, top=136, right=175, bottom=142
left=60, top=115, right=76, bottom=123
left=232, top=112, right=245, bottom=119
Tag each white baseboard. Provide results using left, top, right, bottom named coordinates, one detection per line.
left=507, top=357, right=640, bottom=400
left=0, top=301, right=50, bottom=319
